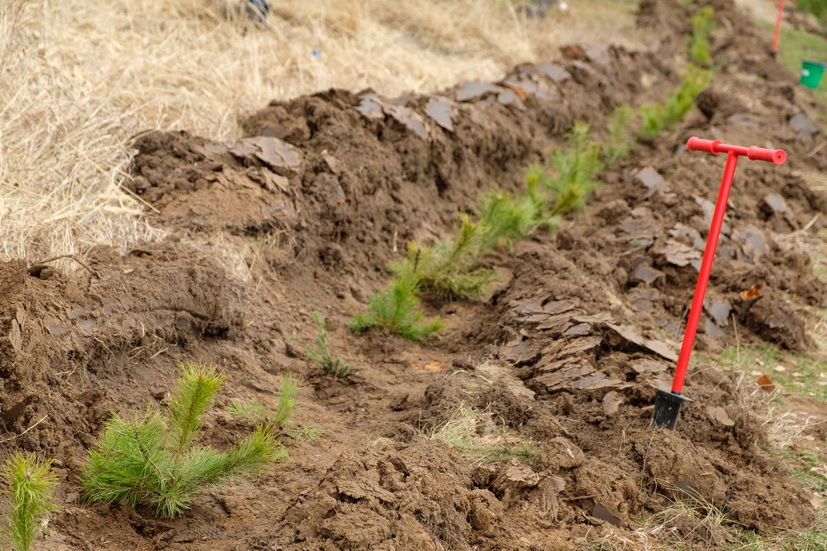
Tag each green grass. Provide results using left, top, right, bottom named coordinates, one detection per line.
left=763, top=21, right=827, bottom=118
left=2, top=454, right=57, bottom=551
left=82, top=363, right=286, bottom=518
left=718, top=346, right=826, bottom=402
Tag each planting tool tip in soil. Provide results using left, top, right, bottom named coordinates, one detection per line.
left=653, top=389, right=690, bottom=429
left=654, top=137, right=787, bottom=430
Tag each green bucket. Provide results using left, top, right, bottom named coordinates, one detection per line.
left=800, top=60, right=826, bottom=89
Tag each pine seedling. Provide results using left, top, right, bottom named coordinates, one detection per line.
left=688, top=6, right=715, bottom=66
left=82, top=362, right=285, bottom=518
left=662, top=64, right=711, bottom=128
left=227, top=375, right=297, bottom=429
left=637, top=103, right=665, bottom=141
left=393, top=214, right=497, bottom=301
left=602, top=105, right=635, bottom=165
left=477, top=188, right=544, bottom=250
left=546, top=122, right=603, bottom=215
left=2, top=453, right=57, bottom=551
left=271, top=374, right=296, bottom=428
left=169, top=363, right=224, bottom=456
left=307, top=313, right=351, bottom=378
left=349, top=271, right=444, bottom=341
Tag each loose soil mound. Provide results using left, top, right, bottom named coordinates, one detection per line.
left=0, top=1, right=824, bottom=549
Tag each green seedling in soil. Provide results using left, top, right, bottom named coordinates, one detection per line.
left=688, top=6, right=715, bottom=66
left=307, top=313, right=351, bottom=378
left=349, top=271, right=444, bottom=341
left=637, top=64, right=711, bottom=141
left=602, top=105, right=636, bottom=165
left=546, top=121, right=604, bottom=215
left=1, top=453, right=57, bottom=551
left=430, top=407, right=538, bottom=463
left=477, top=171, right=552, bottom=249
left=227, top=375, right=297, bottom=429
left=392, top=214, right=497, bottom=301
left=82, top=362, right=285, bottom=518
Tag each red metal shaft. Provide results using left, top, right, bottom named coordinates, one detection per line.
left=772, top=0, right=785, bottom=53
left=671, top=151, right=738, bottom=393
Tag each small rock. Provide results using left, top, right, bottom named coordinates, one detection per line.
left=706, top=405, right=735, bottom=427
left=602, top=391, right=623, bottom=416
left=424, top=97, right=455, bottom=131
left=762, top=193, right=788, bottom=215
left=789, top=112, right=820, bottom=138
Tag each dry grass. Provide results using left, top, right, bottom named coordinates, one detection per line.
left=0, top=0, right=642, bottom=267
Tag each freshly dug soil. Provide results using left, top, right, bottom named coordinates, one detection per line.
left=1, top=1, right=824, bottom=549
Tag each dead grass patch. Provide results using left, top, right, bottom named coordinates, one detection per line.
left=1, top=0, right=644, bottom=266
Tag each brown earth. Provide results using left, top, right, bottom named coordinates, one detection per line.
left=1, top=0, right=825, bottom=549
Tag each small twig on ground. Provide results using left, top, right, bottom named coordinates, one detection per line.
left=0, top=415, right=48, bottom=444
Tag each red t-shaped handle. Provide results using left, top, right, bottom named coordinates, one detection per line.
left=670, top=137, right=787, bottom=394
left=687, top=137, right=786, bottom=164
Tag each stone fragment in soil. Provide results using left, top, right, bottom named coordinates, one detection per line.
left=789, top=112, right=820, bottom=138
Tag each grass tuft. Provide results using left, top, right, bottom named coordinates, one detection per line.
left=1, top=454, right=57, bottom=551
left=307, top=313, right=351, bottom=378
left=82, top=363, right=286, bottom=518
left=430, top=407, right=539, bottom=463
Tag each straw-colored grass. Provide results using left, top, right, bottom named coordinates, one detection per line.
left=0, top=0, right=642, bottom=266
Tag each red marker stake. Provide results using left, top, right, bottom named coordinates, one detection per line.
left=771, top=0, right=796, bottom=54
left=653, top=138, right=786, bottom=429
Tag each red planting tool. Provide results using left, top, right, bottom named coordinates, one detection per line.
left=770, top=0, right=795, bottom=55
left=653, top=137, right=786, bottom=429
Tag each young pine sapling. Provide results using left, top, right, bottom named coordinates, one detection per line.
left=349, top=271, right=444, bottom=341
left=307, top=314, right=351, bottom=378
left=1, top=454, right=57, bottom=551
left=81, top=362, right=285, bottom=518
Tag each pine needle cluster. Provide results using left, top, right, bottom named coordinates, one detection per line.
left=391, top=215, right=496, bottom=301
left=545, top=121, right=604, bottom=215
left=227, top=374, right=297, bottom=428
left=688, top=6, right=715, bottom=66
left=349, top=272, right=444, bottom=341
left=602, top=105, right=635, bottom=165
left=306, top=313, right=352, bottom=378
left=2, top=454, right=57, bottom=551
left=81, top=362, right=286, bottom=518
left=638, top=64, right=711, bottom=141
